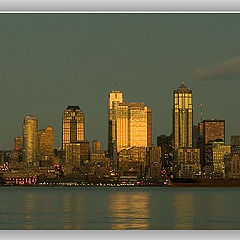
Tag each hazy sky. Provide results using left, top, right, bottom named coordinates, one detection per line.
left=1, top=13, right=240, bottom=149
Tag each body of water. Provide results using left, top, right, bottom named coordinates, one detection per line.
left=0, top=187, right=239, bottom=230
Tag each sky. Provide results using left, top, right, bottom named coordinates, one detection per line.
left=1, top=13, right=240, bottom=149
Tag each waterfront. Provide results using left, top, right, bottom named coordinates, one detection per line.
left=0, top=187, right=240, bottom=230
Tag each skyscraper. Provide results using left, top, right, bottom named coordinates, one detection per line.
left=62, top=106, right=85, bottom=151
left=37, top=126, right=54, bottom=162
left=173, top=82, right=193, bottom=150
left=108, top=90, right=152, bottom=159
left=22, top=115, right=38, bottom=165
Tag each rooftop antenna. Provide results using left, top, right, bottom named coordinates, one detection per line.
left=200, top=101, right=203, bottom=122
left=115, top=82, right=118, bottom=90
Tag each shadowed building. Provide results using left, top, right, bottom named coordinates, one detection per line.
left=118, top=147, right=147, bottom=180
left=14, top=136, right=23, bottom=151
left=62, top=106, right=85, bottom=151
left=173, top=82, right=193, bottom=150
left=92, top=140, right=101, bottom=152
left=212, top=140, right=231, bottom=178
left=22, top=115, right=38, bottom=166
left=65, top=141, right=90, bottom=167
left=231, top=136, right=240, bottom=154
left=174, top=148, right=201, bottom=178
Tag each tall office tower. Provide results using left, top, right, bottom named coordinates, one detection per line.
left=108, top=90, right=124, bottom=158
left=22, top=115, right=38, bottom=165
left=231, top=136, right=240, bottom=154
left=203, top=119, right=225, bottom=144
left=37, top=126, right=54, bottom=162
left=14, top=136, right=23, bottom=151
left=173, top=82, right=193, bottom=150
left=92, top=140, right=101, bottom=153
left=62, top=106, right=85, bottom=151
left=108, top=90, right=152, bottom=172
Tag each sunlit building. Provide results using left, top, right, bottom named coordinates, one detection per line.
left=108, top=90, right=151, bottom=169
left=173, top=82, right=193, bottom=150
left=62, top=106, right=85, bottom=151
left=37, top=126, right=54, bottom=162
left=22, top=115, right=38, bottom=165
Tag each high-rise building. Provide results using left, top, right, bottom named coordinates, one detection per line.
left=203, top=119, right=225, bottom=144
left=22, top=115, right=38, bottom=165
left=14, top=136, right=23, bottom=151
left=37, top=126, right=54, bottom=162
left=62, top=106, right=85, bottom=151
left=200, top=119, right=225, bottom=171
left=108, top=90, right=151, bottom=160
left=157, top=134, right=174, bottom=172
left=173, top=82, right=193, bottom=150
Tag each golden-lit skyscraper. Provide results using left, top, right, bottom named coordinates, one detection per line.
left=62, top=106, right=85, bottom=151
left=37, top=126, right=54, bottom=162
left=108, top=90, right=152, bottom=157
left=22, top=115, right=38, bottom=165
left=173, top=82, right=193, bottom=150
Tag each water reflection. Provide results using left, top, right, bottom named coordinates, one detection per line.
left=109, top=192, right=150, bottom=230
left=174, top=193, right=194, bottom=230
left=62, top=193, right=83, bottom=229
left=24, top=192, right=35, bottom=230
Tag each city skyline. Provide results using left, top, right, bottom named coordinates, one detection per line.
left=1, top=14, right=240, bottom=149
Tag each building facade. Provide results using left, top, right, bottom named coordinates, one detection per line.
left=62, top=106, right=85, bottom=151
left=174, top=148, right=201, bottom=178
left=173, top=82, right=193, bottom=150
left=14, top=136, right=23, bottom=151
left=108, top=90, right=151, bottom=162
left=37, top=126, right=54, bottom=162
left=65, top=141, right=90, bottom=167
left=212, top=140, right=231, bottom=177
left=22, top=115, right=38, bottom=165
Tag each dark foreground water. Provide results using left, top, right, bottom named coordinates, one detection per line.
left=0, top=187, right=240, bottom=230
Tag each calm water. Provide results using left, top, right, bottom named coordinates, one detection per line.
left=0, top=187, right=240, bottom=230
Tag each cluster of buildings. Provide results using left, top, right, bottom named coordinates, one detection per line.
left=0, top=82, right=240, bottom=185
